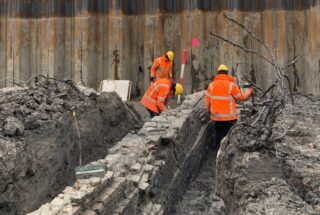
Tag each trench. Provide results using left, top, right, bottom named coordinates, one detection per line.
left=27, top=92, right=228, bottom=215
left=0, top=82, right=141, bottom=215
left=20, top=92, right=320, bottom=215
left=172, top=150, right=226, bottom=215
left=139, top=96, right=228, bottom=215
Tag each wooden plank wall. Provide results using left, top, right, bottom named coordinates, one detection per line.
left=0, top=0, right=319, bottom=95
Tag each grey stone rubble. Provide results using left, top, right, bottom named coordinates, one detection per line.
left=29, top=91, right=224, bottom=215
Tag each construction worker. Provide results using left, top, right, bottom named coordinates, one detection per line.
left=150, top=51, right=174, bottom=82
left=141, top=78, right=183, bottom=118
left=206, top=64, right=253, bottom=147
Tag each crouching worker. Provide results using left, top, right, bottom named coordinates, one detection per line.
left=141, top=78, right=183, bottom=118
left=206, top=64, right=253, bottom=148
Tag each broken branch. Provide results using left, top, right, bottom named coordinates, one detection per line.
left=223, top=13, right=271, bottom=52
left=209, top=31, right=275, bottom=67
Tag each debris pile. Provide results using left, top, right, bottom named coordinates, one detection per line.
left=0, top=80, right=140, bottom=215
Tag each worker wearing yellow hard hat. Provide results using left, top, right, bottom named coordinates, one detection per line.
left=206, top=64, right=253, bottom=148
left=150, top=51, right=174, bottom=83
left=141, top=78, right=183, bottom=118
left=217, top=64, right=228, bottom=72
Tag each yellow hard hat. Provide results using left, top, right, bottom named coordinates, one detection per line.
left=218, top=64, right=229, bottom=72
left=166, top=51, right=174, bottom=61
left=175, top=83, right=183, bottom=96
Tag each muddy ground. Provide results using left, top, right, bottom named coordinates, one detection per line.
left=0, top=80, right=140, bottom=215
left=172, top=95, right=320, bottom=215
left=173, top=150, right=226, bottom=215
left=216, top=95, right=320, bottom=214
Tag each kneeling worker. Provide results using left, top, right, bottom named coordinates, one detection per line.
left=141, top=78, right=183, bottom=118
left=206, top=64, right=253, bottom=147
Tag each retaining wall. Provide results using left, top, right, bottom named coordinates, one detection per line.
left=28, top=91, right=218, bottom=215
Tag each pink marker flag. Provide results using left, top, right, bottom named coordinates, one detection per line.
left=192, top=38, right=199, bottom=47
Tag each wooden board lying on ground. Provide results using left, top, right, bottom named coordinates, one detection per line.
left=100, top=80, right=132, bottom=101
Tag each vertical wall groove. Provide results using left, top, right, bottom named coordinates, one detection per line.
left=0, top=0, right=319, bottom=95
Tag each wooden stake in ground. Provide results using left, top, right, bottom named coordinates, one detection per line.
left=177, top=49, right=188, bottom=104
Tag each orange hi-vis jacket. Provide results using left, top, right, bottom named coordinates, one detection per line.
left=151, top=55, right=173, bottom=81
left=141, top=79, right=172, bottom=113
left=206, top=74, right=252, bottom=121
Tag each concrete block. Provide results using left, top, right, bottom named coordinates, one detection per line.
left=140, top=173, right=149, bottom=183
left=38, top=203, right=51, bottom=215
left=142, top=203, right=153, bottom=215
left=63, top=186, right=74, bottom=195
left=61, top=205, right=73, bottom=215
left=70, top=190, right=87, bottom=204
left=143, top=164, right=154, bottom=173
left=152, top=204, right=162, bottom=214
left=146, top=135, right=161, bottom=145
left=130, top=175, right=141, bottom=185
left=105, top=154, right=122, bottom=167
left=171, top=118, right=186, bottom=129
left=63, top=195, right=72, bottom=205
left=26, top=211, right=41, bottom=215
left=80, top=184, right=89, bottom=192
left=154, top=160, right=165, bottom=167
left=138, top=182, right=150, bottom=191
left=91, top=202, right=104, bottom=214
left=152, top=116, right=168, bottom=123
left=50, top=197, right=64, bottom=210
left=105, top=171, right=114, bottom=180
left=98, top=178, right=129, bottom=214
left=97, top=159, right=108, bottom=164
left=50, top=207, right=61, bottom=215
left=130, top=163, right=142, bottom=173
left=139, top=127, right=166, bottom=134
left=90, top=177, right=102, bottom=186
left=114, top=189, right=139, bottom=215
left=82, top=210, right=97, bottom=215
left=157, top=122, right=170, bottom=129
left=4, top=117, right=25, bottom=136
left=145, top=122, right=158, bottom=128
left=182, top=109, right=193, bottom=115
left=161, top=129, right=177, bottom=144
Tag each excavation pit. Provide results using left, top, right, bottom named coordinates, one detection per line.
left=0, top=81, right=140, bottom=215
left=28, top=91, right=220, bottom=214
left=4, top=90, right=320, bottom=215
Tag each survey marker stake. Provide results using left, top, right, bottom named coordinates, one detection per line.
left=71, top=107, right=106, bottom=179
left=177, top=49, right=188, bottom=105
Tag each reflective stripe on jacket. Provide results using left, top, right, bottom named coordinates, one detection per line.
left=205, top=74, right=252, bottom=121
left=151, top=56, right=173, bottom=81
left=141, top=79, right=171, bottom=113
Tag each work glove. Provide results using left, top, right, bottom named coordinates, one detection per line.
left=248, top=87, right=254, bottom=95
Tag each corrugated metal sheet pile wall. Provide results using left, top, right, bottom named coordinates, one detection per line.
left=0, top=0, right=319, bottom=95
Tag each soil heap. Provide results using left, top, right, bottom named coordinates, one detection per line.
left=216, top=95, right=320, bottom=214
left=0, top=80, right=140, bottom=215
